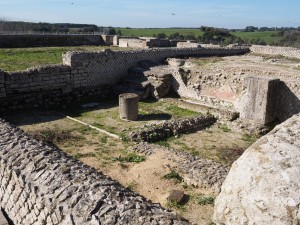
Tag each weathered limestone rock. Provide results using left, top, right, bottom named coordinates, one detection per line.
left=119, top=93, right=139, bottom=121
left=213, top=113, right=300, bottom=225
left=239, top=76, right=279, bottom=125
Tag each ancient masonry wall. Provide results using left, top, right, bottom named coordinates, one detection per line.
left=250, top=45, right=300, bottom=59
left=0, top=47, right=249, bottom=112
left=0, top=34, right=104, bottom=48
left=0, top=119, right=190, bottom=225
left=63, top=47, right=249, bottom=88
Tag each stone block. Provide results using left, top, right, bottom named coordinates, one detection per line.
left=239, top=76, right=279, bottom=125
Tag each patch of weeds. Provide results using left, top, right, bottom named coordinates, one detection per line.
left=32, top=129, right=76, bottom=143
left=219, top=124, right=231, bottom=132
left=166, top=104, right=198, bottom=118
left=163, top=170, right=183, bottom=183
left=171, top=141, right=199, bottom=156
left=100, top=136, right=107, bottom=144
left=196, top=196, right=215, bottom=205
left=241, top=133, right=258, bottom=143
left=112, top=152, right=146, bottom=163
left=165, top=200, right=186, bottom=211
left=109, top=142, right=117, bottom=146
left=127, top=180, right=138, bottom=191
left=92, top=122, right=118, bottom=135
left=76, top=125, right=93, bottom=134
left=156, top=140, right=170, bottom=148
left=74, top=152, right=96, bottom=160
left=120, top=133, right=129, bottom=142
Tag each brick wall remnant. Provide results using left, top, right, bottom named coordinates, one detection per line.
left=0, top=119, right=191, bottom=225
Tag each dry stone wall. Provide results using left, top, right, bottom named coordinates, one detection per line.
left=63, top=47, right=249, bottom=88
left=0, top=34, right=104, bottom=48
left=250, top=45, right=300, bottom=59
left=0, top=119, right=190, bottom=225
left=5, top=65, right=71, bottom=94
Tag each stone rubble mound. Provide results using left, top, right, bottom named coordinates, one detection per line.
left=130, top=115, right=217, bottom=142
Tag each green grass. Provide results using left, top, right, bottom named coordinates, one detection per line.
left=232, top=31, right=283, bottom=44
left=73, top=152, right=97, bottom=159
left=219, top=124, right=231, bottom=133
left=118, top=28, right=204, bottom=37
left=112, top=152, right=146, bottom=163
left=118, top=28, right=282, bottom=45
left=165, top=200, right=186, bottom=211
left=241, top=134, right=258, bottom=143
left=196, top=196, right=215, bottom=205
left=0, top=46, right=120, bottom=72
left=162, top=170, right=183, bottom=183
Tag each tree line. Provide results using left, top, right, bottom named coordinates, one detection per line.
left=0, top=20, right=102, bottom=33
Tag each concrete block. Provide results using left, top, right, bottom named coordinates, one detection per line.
left=239, top=76, right=279, bottom=125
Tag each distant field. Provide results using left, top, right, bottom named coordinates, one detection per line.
left=0, top=46, right=120, bottom=72
left=118, top=28, right=282, bottom=45
left=232, top=31, right=283, bottom=44
left=118, top=28, right=204, bottom=37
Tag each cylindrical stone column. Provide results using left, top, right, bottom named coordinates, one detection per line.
left=119, top=93, right=139, bottom=121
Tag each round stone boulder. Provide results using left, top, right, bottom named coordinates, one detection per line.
left=213, top=113, right=300, bottom=225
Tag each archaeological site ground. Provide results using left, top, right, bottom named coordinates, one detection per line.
left=0, top=36, right=299, bottom=225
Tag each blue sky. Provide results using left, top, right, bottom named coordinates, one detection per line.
left=1, top=0, right=299, bottom=28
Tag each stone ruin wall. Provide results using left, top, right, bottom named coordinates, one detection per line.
left=118, top=38, right=147, bottom=48
left=63, top=47, right=249, bottom=88
left=175, top=69, right=300, bottom=122
left=0, top=119, right=190, bottom=225
left=250, top=44, right=300, bottom=59
left=0, top=47, right=249, bottom=112
left=166, top=46, right=300, bottom=122
left=0, top=34, right=105, bottom=48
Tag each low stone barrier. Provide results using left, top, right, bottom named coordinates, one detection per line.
left=130, top=115, right=217, bottom=142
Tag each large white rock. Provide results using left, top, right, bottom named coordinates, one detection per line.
left=213, top=113, right=300, bottom=225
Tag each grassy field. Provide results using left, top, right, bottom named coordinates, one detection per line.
left=0, top=46, right=120, bottom=72
left=118, top=28, right=204, bottom=37
left=118, top=28, right=282, bottom=45
left=232, top=31, right=283, bottom=44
